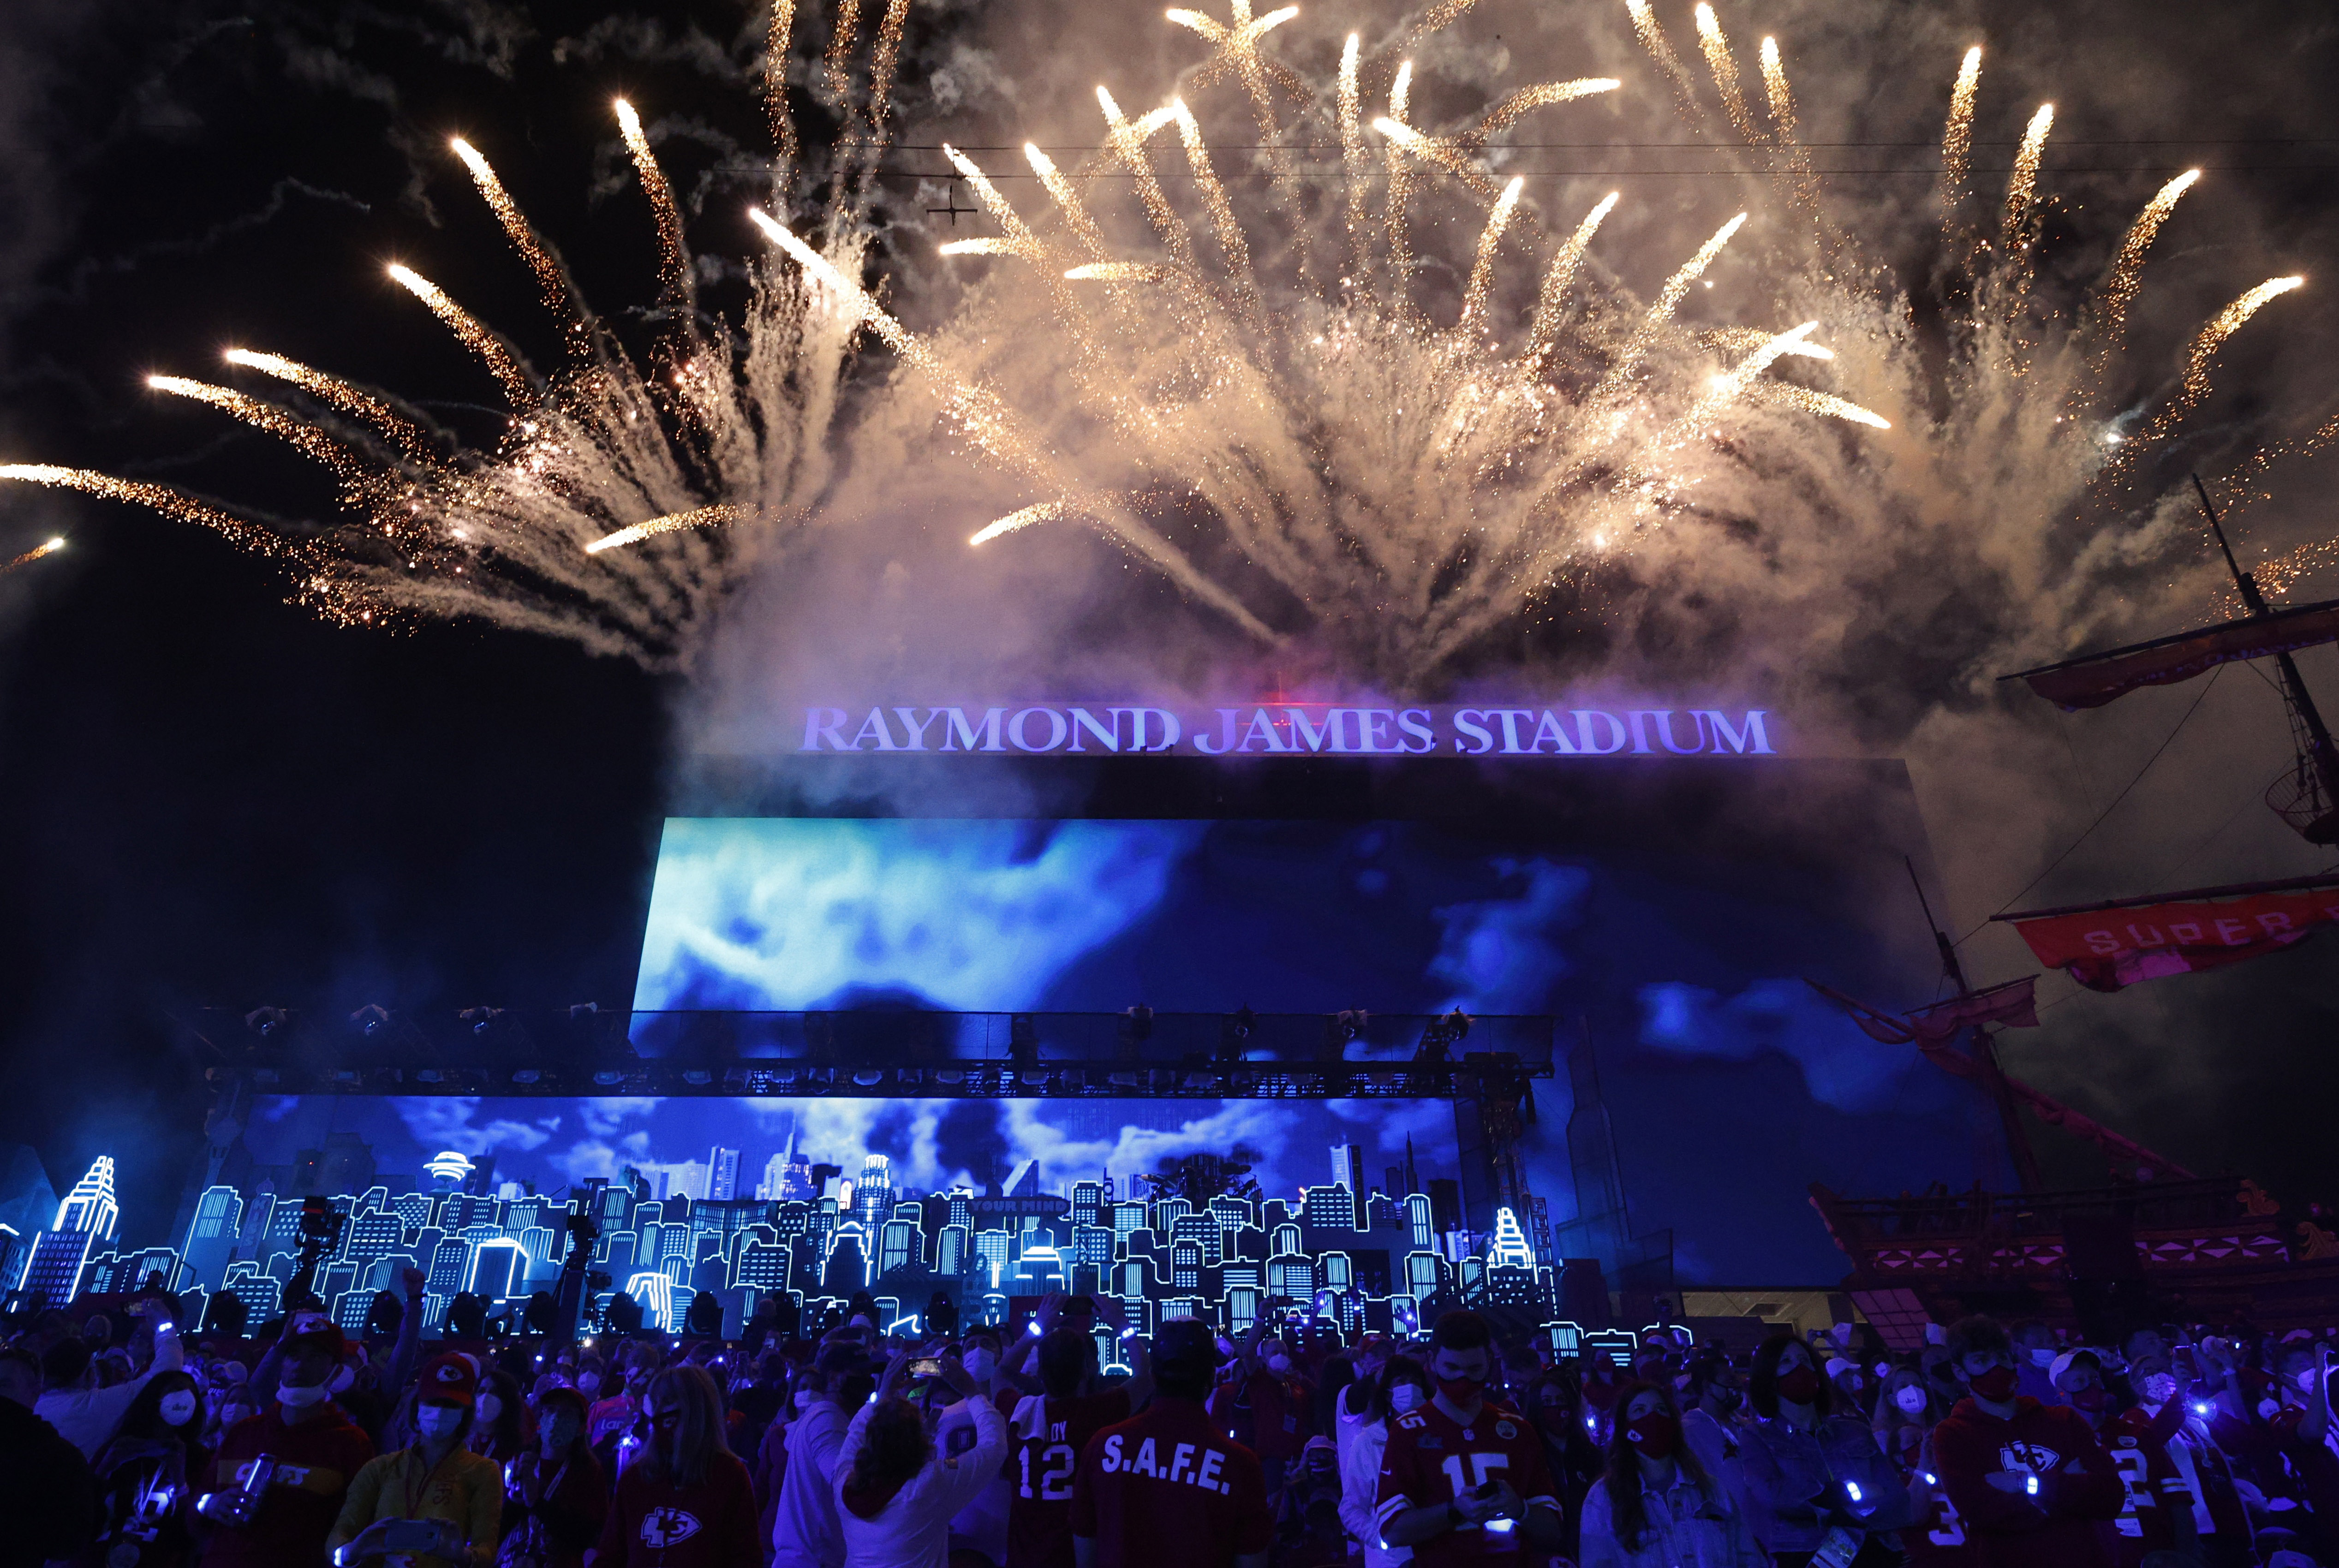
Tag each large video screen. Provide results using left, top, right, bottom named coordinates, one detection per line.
left=165, top=1092, right=1466, bottom=1339
left=236, top=1093, right=1457, bottom=1212
left=631, top=776, right=2006, bottom=1285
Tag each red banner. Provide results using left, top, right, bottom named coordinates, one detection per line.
left=2008, top=885, right=2339, bottom=991
left=2007, top=597, right=2339, bottom=710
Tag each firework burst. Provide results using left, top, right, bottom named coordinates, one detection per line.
left=0, top=1, right=2318, bottom=692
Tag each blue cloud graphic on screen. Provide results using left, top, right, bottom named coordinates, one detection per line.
left=634, top=818, right=1209, bottom=1011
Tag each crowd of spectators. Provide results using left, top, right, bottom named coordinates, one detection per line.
left=9, top=1267, right=2339, bottom=1568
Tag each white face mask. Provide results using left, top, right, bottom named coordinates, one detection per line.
left=1894, top=1386, right=1929, bottom=1415
left=1266, top=1355, right=1294, bottom=1376
left=277, top=1383, right=329, bottom=1409
left=477, top=1395, right=503, bottom=1425
left=159, top=1391, right=200, bottom=1427
left=962, top=1349, right=996, bottom=1382
left=2295, top=1371, right=2318, bottom=1393
left=794, top=1390, right=819, bottom=1410
left=418, top=1406, right=466, bottom=1440
left=2029, top=1348, right=2056, bottom=1367
left=1389, top=1383, right=1426, bottom=1413
left=577, top=1373, right=601, bottom=1395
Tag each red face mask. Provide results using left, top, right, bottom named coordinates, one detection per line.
left=1775, top=1365, right=1823, bottom=1404
left=1624, top=1411, right=1680, bottom=1459
left=1436, top=1374, right=1485, bottom=1405
left=2071, top=1385, right=2107, bottom=1412
left=1968, top=1364, right=2019, bottom=1402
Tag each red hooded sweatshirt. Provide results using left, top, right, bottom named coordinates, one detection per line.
left=1930, top=1394, right=2124, bottom=1568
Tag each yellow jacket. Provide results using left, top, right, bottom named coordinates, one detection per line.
left=326, top=1443, right=505, bottom=1568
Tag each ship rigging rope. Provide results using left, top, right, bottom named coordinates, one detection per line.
left=1955, top=665, right=2228, bottom=947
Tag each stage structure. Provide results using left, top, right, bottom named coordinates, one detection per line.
left=8, top=1003, right=1575, bottom=1353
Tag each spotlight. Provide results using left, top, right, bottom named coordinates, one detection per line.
left=244, top=1006, right=292, bottom=1042
left=350, top=1004, right=392, bottom=1040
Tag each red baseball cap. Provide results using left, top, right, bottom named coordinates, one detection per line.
left=418, top=1353, right=479, bottom=1406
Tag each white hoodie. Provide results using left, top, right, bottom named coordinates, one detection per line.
left=835, top=1394, right=1008, bottom=1568
left=1337, top=1416, right=1413, bottom=1568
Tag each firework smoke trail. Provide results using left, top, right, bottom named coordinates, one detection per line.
left=2, top=536, right=66, bottom=574
left=1693, top=4, right=1756, bottom=142
left=0, top=4, right=924, bottom=668
left=1941, top=45, right=1982, bottom=212
left=2093, top=169, right=2202, bottom=360
left=1626, top=0, right=1703, bottom=120
left=2003, top=102, right=2055, bottom=246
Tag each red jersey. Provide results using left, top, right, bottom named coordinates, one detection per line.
left=1930, top=1395, right=2124, bottom=1568
left=2101, top=1402, right=2187, bottom=1565
left=1903, top=1476, right=1975, bottom=1567
left=203, top=1405, right=376, bottom=1568
left=1372, top=1398, right=1560, bottom=1568
left=1008, top=1390, right=1132, bottom=1568
left=592, top=1453, right=763, bottom=1567
left=1070, top=1395, right=1274, bottom=1568
left=1209, top=1370, right=1314, bottom=1464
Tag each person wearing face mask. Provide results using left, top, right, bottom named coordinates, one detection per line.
left=755, top=1368, right=807, bottom=1553
left=1872, top=1366, right=1941, bottom=1480
left=1337, top=1355, right=1426, bottom=1568
left=1735, top=1334, right=1908, bottom=1566
left=938, top=1332, right=1018, bottom=1568
left=1210, top=1322, right=1317, bottom=1517
left=499, top=1386, right=607, bottom=1568
left=200, top=1321, right=376, bottom=1568
left=1674, top=1354, right=1752, bottom=1541
left=2253, top=1340, right=2339, bottom=1563
left=2118, top=1352, right=2251, bottom=1566
left=469, top=1367, right=526, bottom=1464
left=89, top=1369, right=209, bottom=1567
left=1575, top=1380, right=1766, bottom=1568
left=37, top=1299, right=187, bottom=1458
left=327, top=1353, right=504, bottom=1567
left=2010, top=1324, right=2062, bottom=1407
left=774, top=1344, right=871, bottom=1568
left=1006, top=1329, right=1152, bottom=1568
left=2069, top=1349, right=2188, bottom=1568
left=1374, top=1309, right=1565, bottom=1565
left=1930, top=1316, right=2123, bottom=1568
left=598, top=1364, right=763, bottom=1566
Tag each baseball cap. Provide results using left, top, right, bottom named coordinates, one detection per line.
left=2048, top=1350, right=2100, bottom=1387
left=1155, top=1320, right=1223, bottom=1371
left=419, top=1352, right=479, bottom=1405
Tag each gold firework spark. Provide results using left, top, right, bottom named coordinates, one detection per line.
left=585, top=504, right=744, bottom=554
left=6, top=0, right=2321, bottom=686
left=449, top=137, right=571, bottom=316
left=385, top=263, right=537, bottom=407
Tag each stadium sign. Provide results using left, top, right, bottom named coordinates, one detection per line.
left=796, top=704, right=1778, bottom=757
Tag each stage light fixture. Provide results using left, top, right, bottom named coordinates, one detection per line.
left=245, top=1006, right=291, bottom=1042
left=350, top=1004, right=392, bottom=1040
left=592, top=1069, right=624, bottom=1086
left=512, top=1069, right=541, bottom=1084
left=683, top=1069, right=712, bottom=1085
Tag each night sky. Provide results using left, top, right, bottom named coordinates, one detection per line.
left=2, top=0, right=2337, bottom=1254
